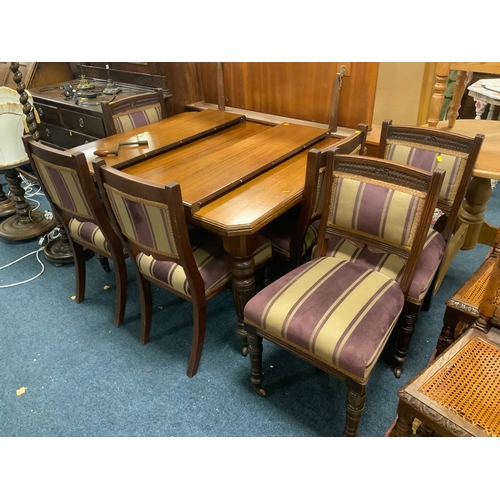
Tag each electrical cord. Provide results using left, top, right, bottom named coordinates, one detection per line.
left=0, top=226, right=60, bottom=288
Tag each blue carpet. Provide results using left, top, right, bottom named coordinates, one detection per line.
left=1, top=176, right=499, bottom=494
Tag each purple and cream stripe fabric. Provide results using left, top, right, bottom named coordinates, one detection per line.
left=137, top=234, right=271, bottom=298
left=31, top=154, right=92, bottom=218
left=244, top=257, right=404, bottom=381
left=68, top=219, right=111, bottom=256
left=384, top=144, right=466, bottom=206
left=261, top=210, right=318, bottom=258
left=104, top=185, right=179, bottom=258
left=113, top=106, right=163, bottom=133
left=322, top=228, right=446, bottom=304
left=330, top=176, right=422, bottom=250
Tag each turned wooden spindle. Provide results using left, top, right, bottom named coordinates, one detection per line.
left=0, top=63, right=55, bottom=240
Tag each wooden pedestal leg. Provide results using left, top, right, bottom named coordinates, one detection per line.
left=460, top=176, right=492, bottom=250
left=0, top=167, right=55, bottom=240
left=0, top=175, right=16, bottom=217
left=223, top=234, right=259, bottom=356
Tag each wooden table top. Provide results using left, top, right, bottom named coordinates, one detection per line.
left=71, top=109, right=335, bottom=235
left=70, top=108, right=247, bottom=171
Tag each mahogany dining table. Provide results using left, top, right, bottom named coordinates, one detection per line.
left=70, top=108, right=340, bottom=353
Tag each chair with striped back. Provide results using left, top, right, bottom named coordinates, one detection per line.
left=22, top=135, right=128, bottom=327
left=260, top=124, right=368, bottom=270
left=377, top=119, right=483, bottom=376
left=244, top=151, right=444, bottom=436
left=93, top=160, right=272, bottom=378
left=101, top=88, right=167, bottom=136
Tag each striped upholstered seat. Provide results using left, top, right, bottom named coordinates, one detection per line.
left=101, top=89, right=167, bottom=136
left=23, top=136, right=128, bottom=328
left=245, top=257, right=404, bottom=381
left=244, top=151, right=444, bottom=436
left=94, top=161, right=272, bottom=378
left=260, top=124, right=368, bottom=269
left=323, top=228, right=446, bottom=305
left=377, top=119, right=484, bottom=376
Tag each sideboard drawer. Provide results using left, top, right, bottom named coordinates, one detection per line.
left=60, top=109, right=106, bottom=138
left=35, top=103, right=61, bottom=126
left=38, top=123, right=97, bottom=148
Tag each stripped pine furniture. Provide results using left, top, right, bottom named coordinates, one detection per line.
left=22, top=135, right=128, bottom=327
left=391, top=240, right=500, bottom=437
left=101, top=88, right=167, bottom=136
left=260, top=124, right=368, bottom=269
left=244, top=150, right=444, bottom=436
left=322, top=119, right=483, bottom=377
left=93, top=160, right=272, bottom=377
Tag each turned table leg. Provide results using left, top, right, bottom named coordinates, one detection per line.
left=223, top=234, right=259, bottom=356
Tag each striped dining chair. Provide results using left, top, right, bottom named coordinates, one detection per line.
left=244, top=151, right=444, bottom=436
left=101, top=88, right=167, bottom=136
left=93, top=160, right=272, bottom=378
left=22, top=135, right=128, bottom=327
left=260, top=124, right=368, bottom=269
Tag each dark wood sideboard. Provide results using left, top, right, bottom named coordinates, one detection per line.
left=29, top=78, right=172, bottom=149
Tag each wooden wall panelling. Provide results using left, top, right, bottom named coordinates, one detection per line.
left=163, top=62, right=205, bottom=116
left=0, top=62, right=73, bottom=90
left=198, top=62, right=379, bottom=129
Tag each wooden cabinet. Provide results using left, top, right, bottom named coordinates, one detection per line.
left=29, top=78, right=172, bottom=149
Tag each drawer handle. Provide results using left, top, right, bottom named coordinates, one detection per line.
left=45, top=128, right=51, bottom=138
left=38, top=107, right=44, bottom=118
left=79, top=118, right=85, bottom=128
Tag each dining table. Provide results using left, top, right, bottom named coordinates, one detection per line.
left=69, top=108, right=339, bottom=353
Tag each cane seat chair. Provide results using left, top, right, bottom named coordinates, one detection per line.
left=391, top=244, right=500, bottom=437
left=260, top=124, right=368, bottom=270
left=93, top=160, right=272, bottom=378
left=435, top=229, right=500, bottom=357
left=321, top=119, right=484, bottom=377
left=244, top=150, right=444, bottom=436
left=101, top=88, right=167, bottom=136
left=22, top=135, right=128, bottom=327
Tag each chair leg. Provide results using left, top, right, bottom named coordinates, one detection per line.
left=392, top=303, right=420, bottom=378
left=186, top=298, right=207, bottom=378
left=96, top=254, right=111, bottom=272
left=247, top=325, right=266, bottom=397
left=343, top=381, right=366, bottom=437
left=390, top=400, right=414, bottom=437
left=112, top=256, right=128, bottom=328
left=73, top=242, right=86, bottom=304
left=138, top=275, right=153, bottom=345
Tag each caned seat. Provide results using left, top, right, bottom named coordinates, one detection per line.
left=93, top=159, right=271, bottom=377
left=260, top=124, right=368, bottom=269
left=22, top=135, right=128, bottom=327
left=101, top=88, right=167, bottom=136
left=322, top=119, right=484, bottom=376
left=391, top=241, right=500, bottom=437
left=244, top=150, right=444, bottom=436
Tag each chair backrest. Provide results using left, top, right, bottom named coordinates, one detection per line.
left=92, top=159, right=204, bottom=294
left=289, top=124, right=368, bottom=266
left=22, top=135, right=115, bottom=237
left=101, top=88, right=167, bottom=135
left=315, top=153, right=445, bottom=296
left=378, top=119, right=484, bottom=242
